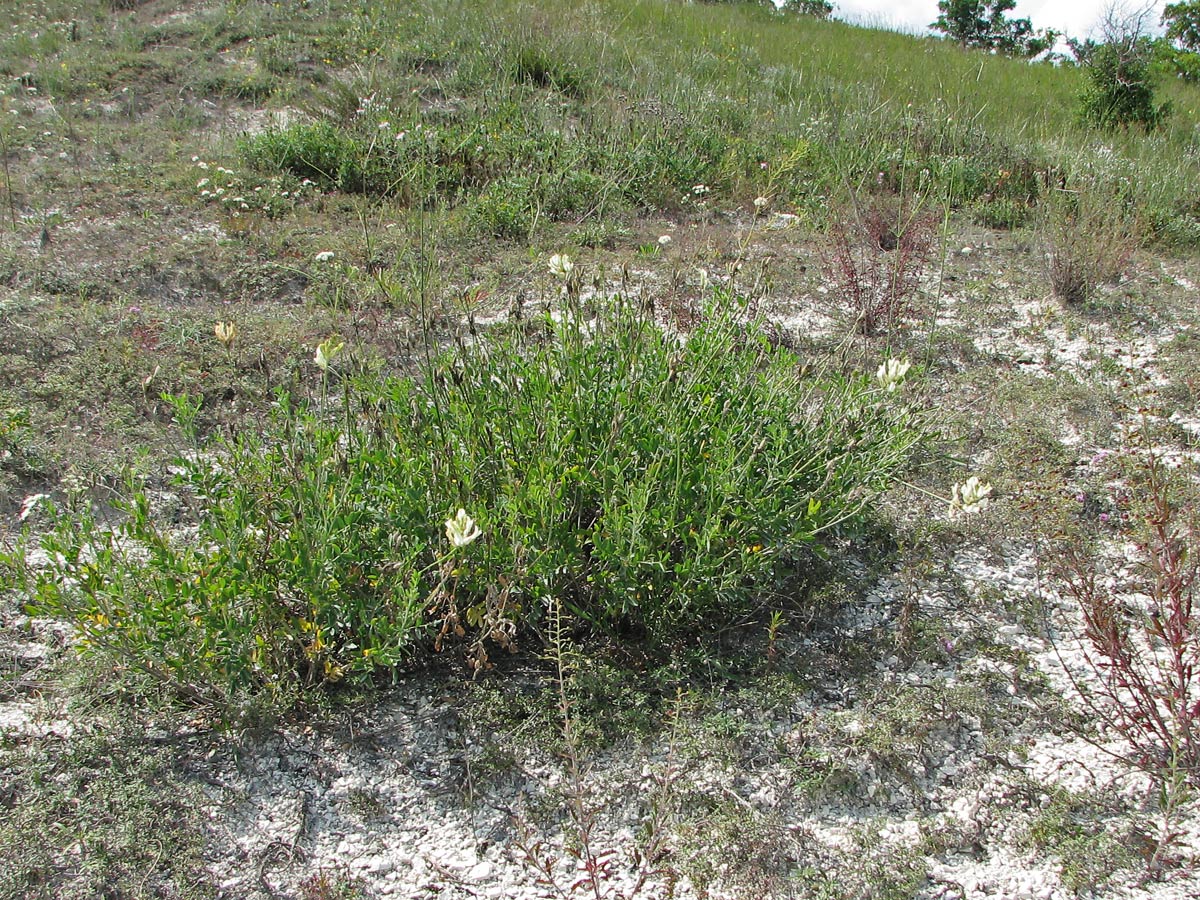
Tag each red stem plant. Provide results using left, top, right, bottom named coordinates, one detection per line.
left=1051, top=450, right=1200, bottom=786
left=821, top=196, right=938, bottom=334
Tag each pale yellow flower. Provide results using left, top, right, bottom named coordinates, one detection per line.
left=950, top=476, right=992, bottom=516
left=314, top=336, right=345, bottom=371
left=445, top=508, right=482, bottom=547
left=875, top=357, right=912, bottom=393
left=214, top=321, right=237, bottom=348
left=548, top=254, right=574, bottom=278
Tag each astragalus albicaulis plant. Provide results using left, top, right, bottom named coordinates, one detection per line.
left=17, top=290, right=930, bottom=710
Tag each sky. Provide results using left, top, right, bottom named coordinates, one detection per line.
left=831, top=1, right=1170, bottom=43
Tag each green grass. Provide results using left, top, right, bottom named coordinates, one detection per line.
left=0, top=725, right=216, bottom=900
left=5, top=0, right=1194, bottom=240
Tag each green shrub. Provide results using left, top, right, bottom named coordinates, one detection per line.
left=20, top=294, right=928, bottom=708
left=1079, top=39, right=1168, bottom=131
left=971, top=196, right=1033, bottom=229
left=244, top=114, right=608, bottom=224
left=242, top=120, right=363, bottom=191
left=469, top=175, right=535, bottom=238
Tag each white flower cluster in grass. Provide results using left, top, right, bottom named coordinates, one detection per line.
left=191, top=156, right=315, bottom=216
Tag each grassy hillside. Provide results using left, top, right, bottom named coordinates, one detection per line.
left=2, top=2, right=1200, bottom=898
left=2, top=0, right=1199, bottom=231
left=0, top=0, right=1194, bottom=493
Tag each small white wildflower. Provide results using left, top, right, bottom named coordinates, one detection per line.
left=692, top=183, right=709, bottom=195
left=196, top=161, right=209, bottom=170
left=313, top=335, right=345, bottom=371
left=753, top=196, right=769, bottom=210
left=19, top=493, right=49, bottom=522
left=875, top=357, right=911, bottom=393
left=950, top=476, right=993, bottom=516
left=445, top=508, right=482, bottom=547
left=548, top=253, right=574, bottom=278
left=314, top=250, right=335, bottom=263
left=378, top=120, right=390, bottom=129
left=196, top=178, right=209, bottom=189
left=658, top=234, right=672, bottom=246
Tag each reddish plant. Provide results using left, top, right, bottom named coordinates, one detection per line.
left=1052, top=451, right=1200, bottom=785
left=821, top=198, right=938, bottom=334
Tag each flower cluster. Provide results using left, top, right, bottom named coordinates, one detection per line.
left=214, top=321, right=237, bottom=349
left=876, top=357, right=911, bottom=393
left=548, top=253, right=574, bottom=278
left=445, top=509, right=482, bottom=547
left=314, top=335, right=345, bottom=372
left=192, top=156, right=314, bottom=217
left=950, top=476, right=992, bottom=516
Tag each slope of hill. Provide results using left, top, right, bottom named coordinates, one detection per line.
left=2, top=2, right=1200, bottom=898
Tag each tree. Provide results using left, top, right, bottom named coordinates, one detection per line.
left=1162, top=2, right=1200, bottom=80
left=780, top=0, right=834, bottom=17
left=931, top=0, right=1058, bottom=58
left=1079, top=5, right=1169, bottom=130
left=1164, top=2, right=1200, bottom=49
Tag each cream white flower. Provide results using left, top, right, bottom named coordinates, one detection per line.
left=314, top=336, right=345, bottom=371
left=548, top=253, right=574, bottom=278
left=214, top=321, right=237, bottom=348
left=753, top=196, right=769, bottom=210
left=950, top=476, right=992, bottom=516
left=875, top=357, right=912, bottom=392
left=445, top=508, right=482, bottom=547
left=657, top=234, right=672, bottom=246
left=18, top=493, right=49, bottom=522
left=314, top=250, right=335, bottom=263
